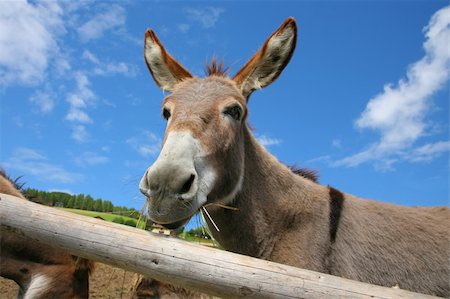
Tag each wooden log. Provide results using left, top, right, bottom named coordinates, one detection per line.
left=0, top=193, right=440, bottom=299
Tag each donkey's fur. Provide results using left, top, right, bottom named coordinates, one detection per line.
left=0, top=170, right=93, bottom=298
left=131, top=274, right=215, bottom=299
left=204, top=133, right=449, bottom=296
left=141, top=17, right=450, bottom=297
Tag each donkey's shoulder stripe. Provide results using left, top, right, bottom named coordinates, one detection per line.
left=328, top=186, right=344, bottom=243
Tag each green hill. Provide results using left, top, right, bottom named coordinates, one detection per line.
left=60, top=208, right=147, bottom=229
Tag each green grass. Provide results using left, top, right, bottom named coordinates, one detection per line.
left=179, top=232, right=215, bottom=244
left=60, top=209, right=216, bottom=243
left=60, top=208, right=146, bottom=229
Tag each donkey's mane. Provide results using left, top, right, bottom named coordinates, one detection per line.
left=205, top=57, right=229, bottom=77
left=289, top=165, right=319, bottom=183
left=0, top=168, right=25, bottom=192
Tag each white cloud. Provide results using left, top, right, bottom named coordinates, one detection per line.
left=66, top=108, right=93, bottom=123
left=126, top=131, right=162, bottom=158
left=82, top=49, right=138, bottom=77
left=334, top=5, right=450, bottom=169
left=306, top=155, right=332, bottom=165
left=82, top=49, right=100, bottom=64
left=256, top=134, right=282, bottom=147
left=332, top=139, right=342, bottom=149
left=185, top=7, right=224, bottom=28
left=93, top=62, right=138, bottom=77
left=77, top=5, right=126, bottom=42
left=29, top=88, right=56, bottom=113
left=14, top=147, right=47, bottom=160
left=54, top=57, right=71, bottom=75
left=178, top=23, right=190, bottom=33
left=407, top=141, right=450, bottom=162
left=0, top=1, right=66, bottom=86
left=74, top=151, right=109, bottom=167
left=65, top=72, right=95, bottom=128
left=0, top=2, right=132, bottom=145
left=71, top=125, right=89, bottom=143
left=2, top=147, right=81, bottom=183
left=69, top=48, right=137, bottom=139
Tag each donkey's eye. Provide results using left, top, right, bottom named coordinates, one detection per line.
left=223, top=105, right=242, bottom=121
left=162, top=108, right=171, bottom=120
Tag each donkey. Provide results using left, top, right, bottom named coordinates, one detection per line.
left=0, top=170, right=94, bottom=298
left=139, top=18, right=449, bottom=297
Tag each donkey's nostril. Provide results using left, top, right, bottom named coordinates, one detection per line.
left=179, top=174, right=195, bottom=195
left=139, top=171, right=151, bottom=197
left=140, top=187, right=150, bottom=197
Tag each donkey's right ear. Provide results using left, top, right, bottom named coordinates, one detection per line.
left=144, top=30, right=192, bottom=92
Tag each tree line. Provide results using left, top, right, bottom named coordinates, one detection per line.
left=23, top=188, right=139, bottom=219
left=185, top=226, right=212, bottom=239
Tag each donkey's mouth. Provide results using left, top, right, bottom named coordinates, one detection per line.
left=148, top=209, right=194, bottom=230
left=160, top=217, right=191, bottom=230
left=150, top=200, right=208, bottom=230
left=146, top=188, right=209, bottom=230
left=147, top=200, right=200, bottom=230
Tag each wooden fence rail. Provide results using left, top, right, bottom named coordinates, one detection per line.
left=0, top=193, right=439, bottom=298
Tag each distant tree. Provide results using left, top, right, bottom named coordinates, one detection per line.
left=93, top=199, right=103, bottom=212
left=20, top=187, right=143, bottom=221
left=67, top=197, right=75, bottom=208
left=46, top=193, right=55, bottom=206
left=74, top=194, right=85, bottom=209
left=113, top=206, right=127, bottom=215
left=81, top=195, right=94, bottom=210
left=55, top=193, right=71, bottom=207
left=23, top=188, right=39, bottom=202
left=84, top=195, right=94, bottom=210
left=80, top=197, right=86, bottom=210
left=103, top=200, right=113, bottom=213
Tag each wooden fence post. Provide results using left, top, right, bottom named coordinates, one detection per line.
left=0, top=193, right=439, bottom=298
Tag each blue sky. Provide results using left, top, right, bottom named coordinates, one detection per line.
left=1, top=1, right=449, bottom=230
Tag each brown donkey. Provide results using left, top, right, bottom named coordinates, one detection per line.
left=139, top=18, right=449, bottom=297
left=0, top=170, right=93, bottom=298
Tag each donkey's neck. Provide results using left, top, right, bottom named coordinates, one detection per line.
left=205, top=126, right=329, bottom=261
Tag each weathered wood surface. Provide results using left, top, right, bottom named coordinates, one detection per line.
left=0, top=193, right=440, bottom=299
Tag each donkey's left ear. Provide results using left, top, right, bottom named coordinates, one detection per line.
left=144, top=29, right=192, bottom=92
left=233, top=18, right=297, bottom=99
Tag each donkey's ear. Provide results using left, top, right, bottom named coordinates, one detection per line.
left=233, top=18, right=297, bottom=99
left=144, top=29, right=193, bottom=92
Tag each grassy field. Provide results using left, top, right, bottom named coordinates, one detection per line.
left=61, top=208, right=215, bottom=244
left=60, top=208, right=147, bottom=229
left=179, top=233, right=217, bottom=247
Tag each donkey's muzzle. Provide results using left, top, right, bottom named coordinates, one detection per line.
left=139, top=164, right=200, bottom=226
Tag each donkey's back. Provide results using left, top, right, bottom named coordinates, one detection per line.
left=331, top=195, right=449, bottom=297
